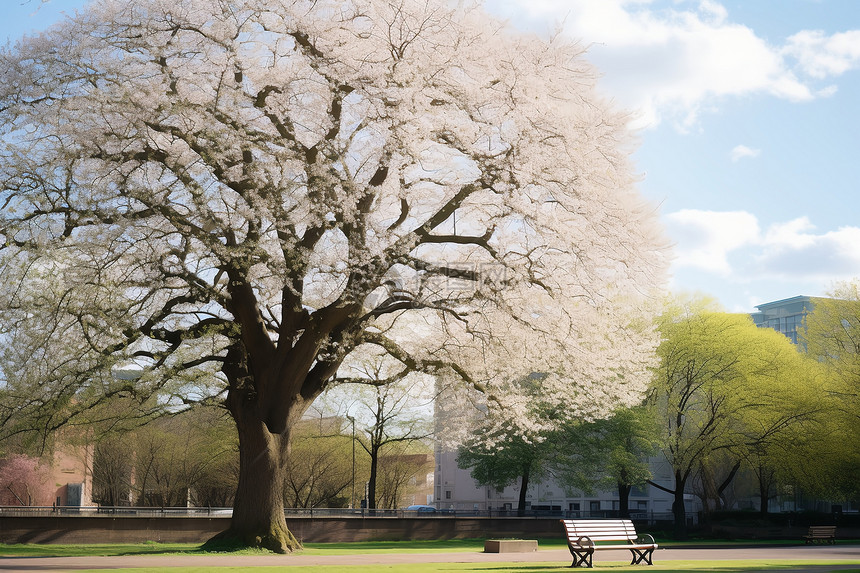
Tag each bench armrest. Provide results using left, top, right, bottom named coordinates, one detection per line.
left=571, top=535, right=594, bottom=549
left=636, top=533, right=656, bottom=546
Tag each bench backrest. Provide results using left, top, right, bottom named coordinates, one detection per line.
left=561, top=519, right=639, bottom=543
left=808, top=526, right=836, bottom=534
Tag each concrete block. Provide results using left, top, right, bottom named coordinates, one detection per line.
left=483, top=539, right=538, bottom=553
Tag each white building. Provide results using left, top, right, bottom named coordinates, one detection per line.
left=433, top=442, right=690, bottom=522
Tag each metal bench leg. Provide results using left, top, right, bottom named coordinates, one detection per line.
left=569, top=549, right=593, bottom=568
left=630, top=548, right=654, bottom=565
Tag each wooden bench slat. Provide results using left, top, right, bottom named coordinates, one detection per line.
left=565, top=535, right=640, bottom=540
left=804, top=525, right=837, bottom=545
left=565, top=522, right=634, bottom=527
left=572, top=543, right=654, bottom=549
left=560, top=519, right=657, bottom=567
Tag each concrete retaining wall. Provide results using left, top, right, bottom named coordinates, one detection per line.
left=0, top=516, right=564, bottom=544
left=4, top=516, right=857, bottom=545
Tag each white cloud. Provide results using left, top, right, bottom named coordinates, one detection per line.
left=784, top=30, right=860, bottom=79
left=757, top=218, right=860, bottom=278
left=730, top=145, right=760, bottom=162
left=762, top=217, right=818, bottom=249
left=488, top=0, right=857, bottom=129
left=664, top=209, right=760, bottom=275
left=698, top=0, right=728, bottom=25
left=664, top=210, right=860, bottom=283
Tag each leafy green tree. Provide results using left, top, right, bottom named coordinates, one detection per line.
left=648, top=297, right=820, bottom=532
left=456, top=373, right=561, bottom=516
left=801, top=282, right=860, bottom=500
left=550, top=406, right=657, bottom=517
left=691, top=448, right=746, bottom=517
left=736, top=360, right=825, bottom=513
left=457, top=425, right=551, bottom=516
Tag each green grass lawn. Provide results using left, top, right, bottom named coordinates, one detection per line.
left=63, top=563, right=860, bottom=573
left=0, top=537, right=844, bottom=557
left=2, top=539, right=859, bottom=573
left=0, top=541, right=219, bottom=557
left=63, top=560, right=860, bottom=573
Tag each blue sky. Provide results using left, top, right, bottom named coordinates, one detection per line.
left=4, top=0, right=859, bottom=312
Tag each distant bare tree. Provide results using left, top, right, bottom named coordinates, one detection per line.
left=284, top=430, right=354, bottom=508
left=376, top=448, right=432, bottom=509
left=92, top=437, right=133, bottom=506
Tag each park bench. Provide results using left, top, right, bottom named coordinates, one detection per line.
left=803, top=525, right=837, bottom=544
left=560, top=518, right=657, bottom=568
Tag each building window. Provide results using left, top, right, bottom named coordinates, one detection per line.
left=445, top=490, right=452, bottom=500
left=589, top=501, right=600, bottom=513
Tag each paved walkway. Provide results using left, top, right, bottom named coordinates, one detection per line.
left=1, top=544, right=859, bottom=571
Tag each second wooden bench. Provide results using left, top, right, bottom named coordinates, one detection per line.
left=804, top=525, right=837, bottom=544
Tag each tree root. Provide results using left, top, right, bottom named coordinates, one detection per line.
left=202, top=524, right=302, bottom=554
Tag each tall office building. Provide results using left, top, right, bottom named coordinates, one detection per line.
left=750, top=295, right=814, bottom=344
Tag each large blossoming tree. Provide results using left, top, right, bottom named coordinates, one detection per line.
left=0, top=0, right=666, bottom=551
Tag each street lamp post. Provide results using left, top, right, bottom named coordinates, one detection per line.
left=347, top=415, right=355, bottom=510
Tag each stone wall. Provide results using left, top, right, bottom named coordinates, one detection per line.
left=2, top=516, right=562, bottom=544
left=3, top=516, right=857, bottom=545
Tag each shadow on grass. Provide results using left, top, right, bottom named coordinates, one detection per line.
left=0, top=539, right=491, bottom=558
left=0, top=542, right=208, bottom=558
left=300, top=538, right=491, bottom=552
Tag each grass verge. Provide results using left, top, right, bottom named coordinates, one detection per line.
left=0, top=537, right=843, bottom=557
left=64, top=562, right=860, bottom=573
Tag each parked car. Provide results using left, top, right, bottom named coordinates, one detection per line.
left=405, top=504, right=437, bottom=513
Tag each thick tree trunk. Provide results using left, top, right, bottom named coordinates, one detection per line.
left=236, top=418, right=298, bottom=551
left=205, top=409, right=300, bottom=553
left=204, top=347, right=303, bottom=554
